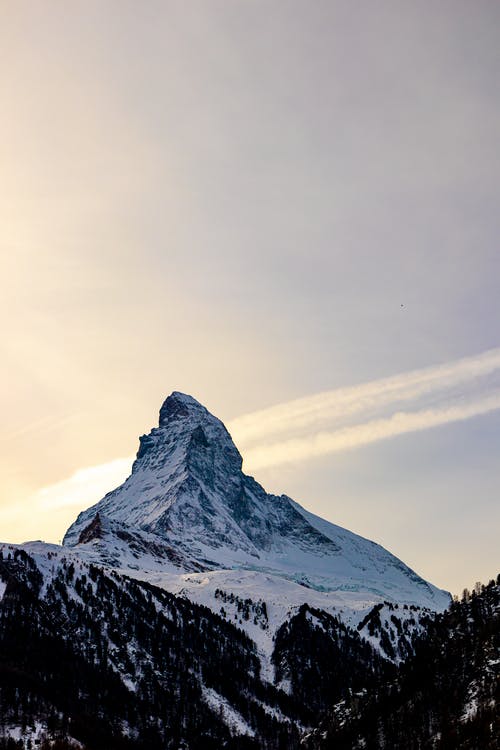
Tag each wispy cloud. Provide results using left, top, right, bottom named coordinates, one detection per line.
left=237, top=391, right=500, bottom=470
left=32, top=347, right=500, bottom=508
left=227, top=347, right=500, bottom=470
left=35, top=458, right=133, bottom=511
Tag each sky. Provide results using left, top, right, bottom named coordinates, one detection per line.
left=1, top=0, right=499, bottom=595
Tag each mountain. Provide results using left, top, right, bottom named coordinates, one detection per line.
left=63, top=392, right=449, bottom=610
left=0, top=391, right=468, bottom=748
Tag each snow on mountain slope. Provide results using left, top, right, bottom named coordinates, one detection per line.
left=64, top=393, right=342, bottom=567
left=62, top=392, right=449, bottom=612
left=1, top=540, right=434, bottom=682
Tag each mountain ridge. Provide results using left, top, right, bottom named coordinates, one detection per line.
left=63, top=391, right=449, bottom=610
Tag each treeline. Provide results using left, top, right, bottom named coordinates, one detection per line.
left=303, top=575, right=500, bottom=749
left=3, top=546, right=497, bottom=750
left=273, top=604, right=393, bottom=720
left=0, top=550, right=301, bottom=749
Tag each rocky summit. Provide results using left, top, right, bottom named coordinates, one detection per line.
left=63, top=391, right=450, bottom=609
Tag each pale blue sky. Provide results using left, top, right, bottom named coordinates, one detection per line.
left=1, top=1, right=499, bottom=592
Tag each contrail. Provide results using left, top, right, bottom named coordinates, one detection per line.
left=228, top=347, right=500, bottom=447
left=240, top=391, right=500, bottom=471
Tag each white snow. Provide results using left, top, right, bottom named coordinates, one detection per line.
left=0, top=720, right=84, bottom=748
left=201, top=684, right=255, bottom=737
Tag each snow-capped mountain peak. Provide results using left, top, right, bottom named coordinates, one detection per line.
left=63, top=392, right=450, bottom=613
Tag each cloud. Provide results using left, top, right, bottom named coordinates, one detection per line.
left=239, top=391, right=500, bottom=470
left=228, top=347, right=500, bottom=447
left=35, top=458, right=133, bottom=511
left=30, top=347, right=500, bottom=509
left=227, top=347, right=500, bottom=470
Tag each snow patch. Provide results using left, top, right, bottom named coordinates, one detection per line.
left=201, top=684, right=255, bottom=737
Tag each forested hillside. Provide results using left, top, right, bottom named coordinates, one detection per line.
left=1, top=547, right=498, bottom=749
left=0, top=547, right=383, bottom=749
left=303, top=576, right=500, bottom=750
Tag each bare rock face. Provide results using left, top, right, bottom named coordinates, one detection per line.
left=63, top=392, right=450, bottom=609
left=78, top=513, right=103, bottom=544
